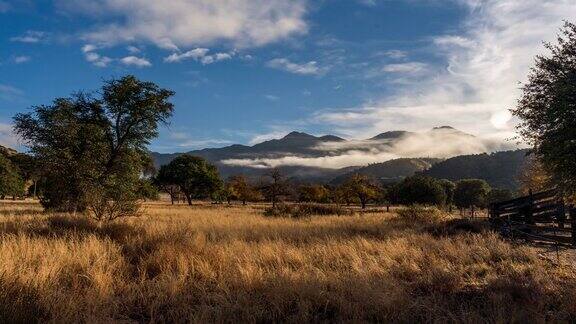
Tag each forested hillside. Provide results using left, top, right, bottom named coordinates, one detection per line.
left=421, top=149, right=529, bottom=190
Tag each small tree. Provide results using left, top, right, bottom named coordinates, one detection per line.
left=438, top=179, right=456, bottom=211
left=396, top=176, right=446, bottom=206
left=298, top=184, right=330, bottom=203
left=0, top=155, right=25, bottom=200
left=156, top=155, right=222, bottom=205
left=341, top=174, right=379, bottom=209
left=261, top=168, right=289, bottom=208
left=487, top=188, right=514, bottom=205
left=226, top=175, right=260, bottom=205
left=454, top=179, right=491, bottom=217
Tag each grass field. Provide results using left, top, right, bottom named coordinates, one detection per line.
left=1, top=200, right=576, bottom=323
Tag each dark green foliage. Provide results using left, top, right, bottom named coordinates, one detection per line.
left=438, top=179, right=456, bottom=208
left=136, top=178, right=159, bottom=201
left=422, top=150, right=528, bottom=190
left=512, top=21, right=576, bottom=195
left=156, top=155, right=222, bottom=205
left=298, top=184, right=330, bottom=203
left=0, top=155, right=25, bottom=199
left=264, top=203, right=351, bottom=218
left=330, top=158, right=442, bottom=186
left=487, top=188, right=514, bottom=205
left=13, top=75, right=174, bottom=219
left=454, top=179, right=491, bottom=209
left=393, top=176, right=447, bottom=206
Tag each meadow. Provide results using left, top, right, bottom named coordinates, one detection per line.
left=1, top=200, right=576, bottom=323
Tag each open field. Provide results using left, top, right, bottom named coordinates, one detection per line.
left=1, top=200, right=576, bottom=322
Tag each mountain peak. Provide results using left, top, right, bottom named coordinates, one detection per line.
left=319, top=135, right=346, bottom=142
left=432, top=126, right=456, bottom=131
left=283, top=131, right=316, bottom=139
left=370, top=130, right=410, bottom=140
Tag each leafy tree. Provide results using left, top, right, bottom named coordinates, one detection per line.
left=261, top=168, right=289, bottom=208
left=341, top=174, right=380, bottom=209
left=156, top=155, right=222, bottom=205
left=136, top=178, right=159, bottom=201
left=298, top=184, right=330, bottom=203
left=0, top=155, right=25, bottom=199
left=517, top=155, right=554, bottom=195
left=226, top=175, right=260, bottom=205
left=13, top=75, right=174, bottom=219
left=512, top=21, right=576, bottom=195
left=395, top=176, right=447, bottom=206
left=438, top=179, right=456, bottom=211
left=454, top=179, right=491, bottom=216
left=487, top=188, right=514, bottom=205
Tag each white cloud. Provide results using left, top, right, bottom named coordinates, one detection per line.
left=312, top=0, right=576, bottom=140
left=120, top=56, right=152, bottom=67
left=0, top=123, right=17, bottom=148
left=13, top=56, right=31, bottom=64
left=264, top=94, right=279, bottom=101
left=10, top=31, right=47, bottom=43
left=57, top=0, right=308, bottom=49
left=0, top=84, right=24, bottom=101
left=164, top=48, right=234, bottom=64
left=378, top=50, right=407, bottom=59
left=267, top=58, right=324, bottom=75
left=382, top=62, right=428, bottom=73
left=81, top=44, right=112, bottom=67
left=222, top=129, right=516, bottom=169
left=127, top=46, right=141, bottom=54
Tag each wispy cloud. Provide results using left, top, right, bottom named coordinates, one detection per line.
left=81, top=44, right=112, bottom=67
left=13, top=56, right=31, bottom=64
left=10, top=31, right=48, bottom=43
left=382, top=62, right=428, bottom=73
left=0, top=84, right=24, bottom=101
left=164, top=48, right=234, bottom=64
left=311, top=0, right=576, bottom=140
left=266, top=58, right=325, bottom=75
left=57, top=0, right=308, bottom=49
left=120, top=56, right=151, bottom=67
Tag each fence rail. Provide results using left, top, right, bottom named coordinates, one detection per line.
left=489, top=189, right=576, bottom=246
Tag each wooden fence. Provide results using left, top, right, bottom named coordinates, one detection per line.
left=489, top=189, right=576, bottom=246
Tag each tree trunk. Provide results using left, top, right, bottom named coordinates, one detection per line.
left=242, top=199, right=246, bottom=206
left=361, top=199, right=366, bottom=209
left=185, top=194, right=192, bottom=206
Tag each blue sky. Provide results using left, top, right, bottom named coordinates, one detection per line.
left=1, top=0, right=575, bottom=153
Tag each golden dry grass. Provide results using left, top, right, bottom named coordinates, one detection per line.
left=1, top=200, right=576, bottom=323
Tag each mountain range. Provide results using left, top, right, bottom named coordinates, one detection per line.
left=151, top=126, right=521, bottom=186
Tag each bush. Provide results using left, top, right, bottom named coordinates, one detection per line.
left=397, top=205, right=447, bottom=223
left=264, top=203, right=351, bottom=218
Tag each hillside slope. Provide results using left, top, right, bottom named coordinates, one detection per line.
left=421, top=149, right=529, bottom=190
left=330, top=158, right=442, bottom=185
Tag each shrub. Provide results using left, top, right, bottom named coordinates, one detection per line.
left=264, top=203, right=351, bottom=218
left=396, top=205, right=447, bottom=223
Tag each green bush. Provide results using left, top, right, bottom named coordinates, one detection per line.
left=264, top=203, right=351, bottom=218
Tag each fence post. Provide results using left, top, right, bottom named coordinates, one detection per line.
left=570, top=206, right=576, bottom=247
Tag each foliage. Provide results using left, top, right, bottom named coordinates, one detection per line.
left=454, top=179, right=491, bottom=209
left=13, top=75, right=174, bottom=219
left=260, top=168, right=290, bottom=207
left=393, top=176, right=447, bottom=206
left=517, top=155, right=554, bottom=195
left=438, top=179, right=456, bottom=208
left=0, top=155, right=25, bottom=199
left=155, top=154, right=222, bottom=205
left=226, top=175, right=261, bottom=205
left=339, top=174, right=380, bottom=209
left=298, top=184, right=330, bottom=203
left=512, top=21, right=576, bottom=195
left=487, top=188, right=514, bottom=205
left=397, top=205, right=447, bottom=223
left=422, top=150, right=528, bottom=190
left=136, top=178, right=159, bottom=201
left=264, top=203, right=351, bottom=218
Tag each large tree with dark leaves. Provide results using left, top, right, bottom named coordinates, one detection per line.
left=14, top=76, right=174, bottom=219
left=512, top=21, right=576, bottom=195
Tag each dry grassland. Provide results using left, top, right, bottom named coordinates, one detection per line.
left=1, top=200, right=575, bottom=323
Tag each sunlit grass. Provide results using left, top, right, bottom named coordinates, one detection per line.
left=0, top=200, right=575, bottom=322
